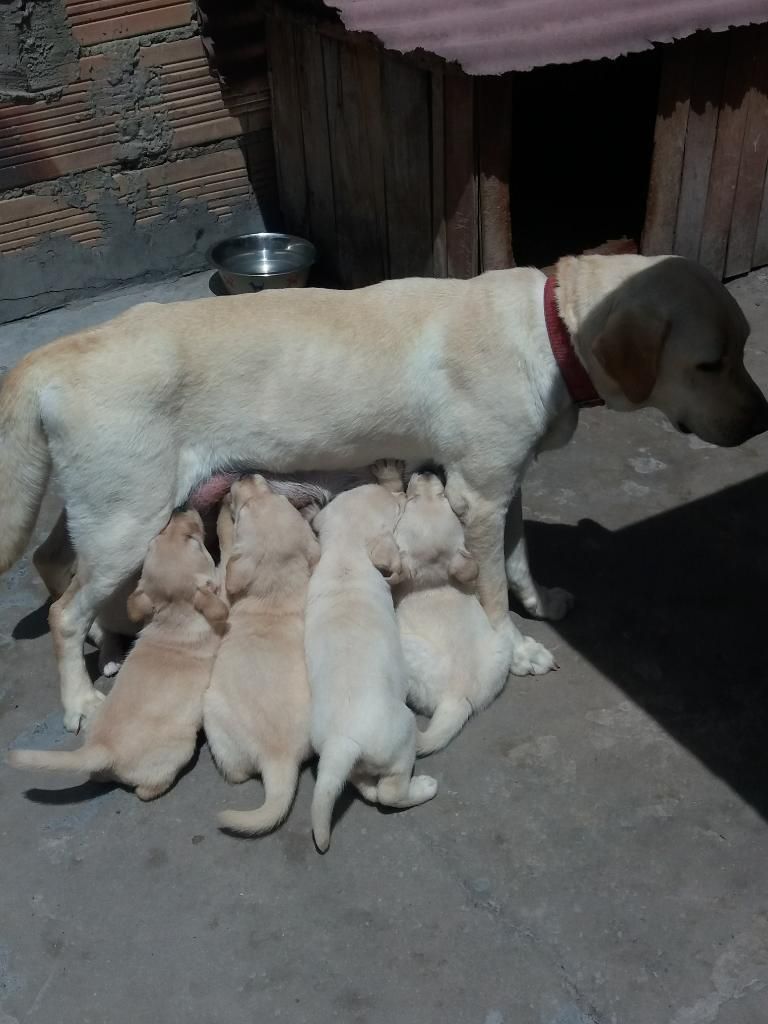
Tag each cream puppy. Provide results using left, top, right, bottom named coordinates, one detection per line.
left=205, top=475, right=319, bottom=835
left=394, top=472, right=516, bottom=755
left=9, top=510, right=227, bottom=799
left=306, top=461, right=438, bottom=852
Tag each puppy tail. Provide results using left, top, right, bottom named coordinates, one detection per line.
left=311, top=737, right=360, bottom=853
left=218, top=760, right=300, bottom=836
left=0, top=359, right=51, bottom=574
left=7, top=743, right=111, bottom=775
left=416, top=698, right=473, bottom=756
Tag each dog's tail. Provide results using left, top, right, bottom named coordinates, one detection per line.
left=416, top=697, right=473, bottom=757
left=7, top=743, right=111, bottom=775
left=311, top=737, right=360, bottom=853
left=0, top=359, right=51, bottom=574
left=218, top=759, right=300, bottom=836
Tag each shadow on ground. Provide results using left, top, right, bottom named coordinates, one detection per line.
left=528, top=470, right=768, bottom=821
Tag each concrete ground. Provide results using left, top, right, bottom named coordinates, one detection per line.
left=1, top=269, right=767, bottom=1024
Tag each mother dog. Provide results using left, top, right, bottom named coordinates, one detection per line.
left=1, top=253, right=766, bottom=730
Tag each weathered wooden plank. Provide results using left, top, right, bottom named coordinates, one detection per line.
left=444, top=72, right=477, bottom=279
left=698, top=27, right=754, bottom=277
left=754, top=166, right=768, bottom=268
left=477, top=74, right=514, bottom=271
left=381, top=54, right=433, bottom=278
left=641, top=35, right=695, bottom=255
left=674, top=31, right=728, bottom=260
left=430, top=66, right=447, bottom=278
left=265, top=13, right=307, bottom=237
left=322, top=35, right=386, bottom=286
left=294, top=19, right=337, bottom=276
left=355, top=43, right=389, bottom=280
left=726, top=24, right=768, bottom=277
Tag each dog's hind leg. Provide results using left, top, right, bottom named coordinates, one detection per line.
left=51, top=508, right=172, bottom=732
left=375, top=725, right=438, bottom=809
left=33, top=509, right=75, bottom=599
left=377, top=772, right=438, bottom=808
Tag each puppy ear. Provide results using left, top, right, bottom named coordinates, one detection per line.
left=369, top=534, right=407, bottom=585
left=126, top=587, right=154, bottom=623
left=593, top=307, right=667, bottom=405
left=224, top=554, right=256, bottom=598
left=193, top=580, right=229, bottom=624
left=449, top=548, right=479, bottom=586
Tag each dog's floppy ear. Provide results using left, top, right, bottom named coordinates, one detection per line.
left=126, top=586, right=154, bottom=623
left=224, top=554, right=256, bottom=599
left=193, top=577, right=229, bottom=624
left=369, top=534, right=407, bottom=586
left=592, top=307, right=668, bottom=405
left=449, top=548, right=479, bottom=586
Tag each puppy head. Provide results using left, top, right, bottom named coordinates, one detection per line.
left=395, top=472, right=478, bottom=588
left=313, top=483, right=405, bottom=552
left=575, top=256, right=768, bottom=446
left=128, top=510, right=227, bottom=625
left=224, top=475, right=320, bottom=600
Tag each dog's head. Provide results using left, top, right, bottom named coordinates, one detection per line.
left=562, top=255, right=768, bottom=447
left=224, top=474, right=320, bottom=599
left=393, top=472, right=478, bottom=588
left=127, top=509, right=228, bottom=626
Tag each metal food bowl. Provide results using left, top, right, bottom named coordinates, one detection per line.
left=208, top=232, right=316, bottom=294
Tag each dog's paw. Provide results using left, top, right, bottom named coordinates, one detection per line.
left=370, top=459, right=406, bottom=490
left=100, top=659, right=123, bottom=679
left=410, top=774, right=438, bottom=802
left=509, top=635, right=558, bottom=676
left=522, top=586, right=575, bottom=622
left=62, top=688, right=105, bottom=733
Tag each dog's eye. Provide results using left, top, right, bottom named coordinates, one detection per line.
left=696, top=358, right=724, bottom=373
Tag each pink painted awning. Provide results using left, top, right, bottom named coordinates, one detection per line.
left=325, top=0, right=768, bottom=73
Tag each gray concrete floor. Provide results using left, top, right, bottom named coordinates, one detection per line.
left=1, top=269, right=768, bottom=1024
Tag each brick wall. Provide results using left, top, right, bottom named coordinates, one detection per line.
left=0, top=0, right=276, bottom=324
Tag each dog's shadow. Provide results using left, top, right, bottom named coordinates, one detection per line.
left=527, top=470, right=768, bottom=821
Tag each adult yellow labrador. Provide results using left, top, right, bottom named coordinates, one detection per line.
left=1, top=254, right=766, bottom=730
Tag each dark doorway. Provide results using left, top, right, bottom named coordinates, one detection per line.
left=509, top=48, right=661, bottom=267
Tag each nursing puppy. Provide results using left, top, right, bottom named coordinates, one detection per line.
left=394, top=472, right=516, bottom=755
left=204, top=475, right=319, bottom=835
left=306, top=461, right=437, bottom=852
left=9, top=510, right=227, bottom=799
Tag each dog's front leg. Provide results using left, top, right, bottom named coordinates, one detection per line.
left=445, top=472, right=556, bottom=676
left=504, top=490, right=574, bottom=620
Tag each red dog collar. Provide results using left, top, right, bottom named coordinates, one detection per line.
left=543, top=275, right=604, bottom=408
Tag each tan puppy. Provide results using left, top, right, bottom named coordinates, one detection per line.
left=394, top=472, right=516, bottom=755
left=306, top=461, right=438, bottom=852
left=205, top=475, right=319, bottom=835
left=8, top=510, right=227, bottom=799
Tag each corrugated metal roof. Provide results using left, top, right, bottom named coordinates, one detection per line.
left=325, top=0, right=768, bottom=73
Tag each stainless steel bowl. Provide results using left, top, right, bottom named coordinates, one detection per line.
left=207, top=232, right=316, bottom=294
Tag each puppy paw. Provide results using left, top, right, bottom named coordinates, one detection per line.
left=522, top=586, right=575, bottom=622
left=509, top=635, right=557, bottom=676
left=62, top=688, right=105, bottom=733
left=100, top=659, right=123, bottom=679
left=370, top=459, right=406, bottom=491
left=410, top=774, right=438, bottom=802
